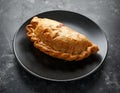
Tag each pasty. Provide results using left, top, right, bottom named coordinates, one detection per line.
left=26, top=17, right=99, bottom=61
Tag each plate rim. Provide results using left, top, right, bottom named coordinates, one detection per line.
left=13, top=10, right=108, bottom=82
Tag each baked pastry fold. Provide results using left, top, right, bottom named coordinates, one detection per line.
left=26, top=17, right=99, bottom=61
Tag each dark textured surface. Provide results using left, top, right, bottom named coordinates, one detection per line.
left=0, top=0, right=120, bottom=93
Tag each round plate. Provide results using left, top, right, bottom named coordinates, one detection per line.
left=13, top=10, right=108, bottom=81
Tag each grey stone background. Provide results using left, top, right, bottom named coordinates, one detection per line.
left=0, top=0, right=120, bottom=93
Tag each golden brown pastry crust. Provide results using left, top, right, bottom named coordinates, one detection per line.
left=26, top=17, right=99, bottom=61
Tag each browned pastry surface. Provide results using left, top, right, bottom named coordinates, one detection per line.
left=26, top=17, right=99, bottom=61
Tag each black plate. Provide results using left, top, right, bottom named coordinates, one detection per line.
left=13, top=10, right=108, bottom=81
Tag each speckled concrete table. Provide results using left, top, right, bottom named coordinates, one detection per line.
left=0, top=0, right=120, bottom=93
